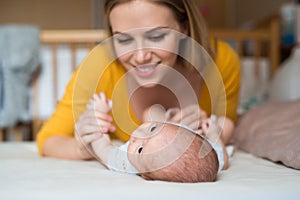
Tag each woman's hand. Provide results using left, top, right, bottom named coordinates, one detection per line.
left=74, top=92, right=115, bottom=159
left=197, top=116, right=229, bottom=170
left=168, top=104, right=207, bottom=131
left=197, top=117, right=222, bottom=143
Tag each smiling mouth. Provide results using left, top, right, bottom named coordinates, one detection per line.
left=135, top=63, right=159, bottom=77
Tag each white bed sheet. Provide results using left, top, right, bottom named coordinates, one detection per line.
left=0, top=142, right=299, bottom=200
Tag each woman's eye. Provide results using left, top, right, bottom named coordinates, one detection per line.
left=115, top=38, right=133, bottom=44
left=148, top=34, right=165, bottom=42
left=150, top=125, right=157, bottom=132
left=138, top=146, right=143, bottom=154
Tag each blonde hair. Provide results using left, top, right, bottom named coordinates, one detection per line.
left=104, top=0, right=214, bottom=63
left=141, top=135, right=219, bottom=183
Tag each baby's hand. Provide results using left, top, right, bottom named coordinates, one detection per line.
left=86, top=92, right=115, bottom=133
left=75, top=92, right=115, bottom=160
left=87, top=92, right=112, bottom=113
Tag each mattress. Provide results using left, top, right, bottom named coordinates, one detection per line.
left=0, top=142, right=299, bottom=200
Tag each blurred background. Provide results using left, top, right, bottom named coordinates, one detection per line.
left=0, top=0, right=299, bottom=141
left=0, top=0, right=290, bottom=29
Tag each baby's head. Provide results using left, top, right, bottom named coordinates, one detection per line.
left=127, top=122, right=219, bottom=183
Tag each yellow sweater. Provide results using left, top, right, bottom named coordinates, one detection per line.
left=36, top=40, right=240, bottom=155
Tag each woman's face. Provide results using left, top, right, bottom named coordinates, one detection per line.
left=109, top=0, right=187, bottom=87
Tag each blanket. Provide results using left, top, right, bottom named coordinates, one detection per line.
left=0, top=25, right=40, bottom=127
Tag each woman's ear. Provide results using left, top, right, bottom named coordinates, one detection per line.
left=180, top=21, right=189, bottom=39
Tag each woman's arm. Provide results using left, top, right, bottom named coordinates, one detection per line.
left=43, top=136, right=92, bottom=160
left=217, top=116, right=235, bottom=145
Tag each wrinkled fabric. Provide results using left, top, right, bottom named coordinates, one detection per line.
left=0, top=25, right=40, bottom=127
left=234, top=100, right=300, bottom=170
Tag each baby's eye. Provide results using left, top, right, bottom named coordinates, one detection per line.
left=138, top=146, right=143, bottom=154
left=150, top=125, right=157, bottom=132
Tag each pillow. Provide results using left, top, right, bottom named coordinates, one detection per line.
left=234, top=100, right=300, bottom=170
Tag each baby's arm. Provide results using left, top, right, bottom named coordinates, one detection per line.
left=91, top=134, right=114, bottom=165
left=86, top=92, right=114, bottom=164
left=89, top=93, right=138, bottom=173
left=92, top=135, right=138, bottom=174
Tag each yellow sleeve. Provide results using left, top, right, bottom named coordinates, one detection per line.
left=200, top=40, right=241, bottom=123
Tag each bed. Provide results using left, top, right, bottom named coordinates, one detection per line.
left=1, top=142, right=299, bottom=200
left=1, top=17, right=300, bottom=199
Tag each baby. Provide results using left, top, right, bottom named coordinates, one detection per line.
left=84, top=93, right=227, bottom=183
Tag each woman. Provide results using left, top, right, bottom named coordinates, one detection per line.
left=36, top=0, right=240, bottom=160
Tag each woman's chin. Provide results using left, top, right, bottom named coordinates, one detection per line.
left=139, top=82, right=159, bottom=88
left=133, top=77, right=162, bottom=88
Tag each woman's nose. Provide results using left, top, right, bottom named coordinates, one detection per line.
left=134, top=48, right=151, bottom=64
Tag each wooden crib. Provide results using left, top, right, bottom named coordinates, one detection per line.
left=0, top=16, right=280, bottom=141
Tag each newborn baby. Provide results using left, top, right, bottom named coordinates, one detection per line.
left=84, top=93, right=226, bottom=183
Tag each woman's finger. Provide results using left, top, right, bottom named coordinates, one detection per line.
left=80, top=132, right=104, bottom=145
left=170, top=105, right=206, bottom=124
left=182, top=119, right=201, bottom=130
left=81, top=109, right=112, bottom=122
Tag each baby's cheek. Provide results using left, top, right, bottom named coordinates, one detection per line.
left=127, top=151, right=140, bottom=170
left=127, top=151, right=149, bottom=173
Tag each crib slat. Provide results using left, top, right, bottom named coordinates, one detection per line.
left=0, top=130, right=3, bottom=142
left=253, top=40, right=262, bottom=78
left=51, top=44, right=58, bottom=106
left=70, top=43, right=77, bottom=71
left=269, top=17, right=280, bottom=76
left=235, top=40, right=243, bottom=57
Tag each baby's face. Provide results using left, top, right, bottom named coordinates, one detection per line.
left=128, top=122, right=176, bottom=154
left=127, top=122, right=195, bottom=173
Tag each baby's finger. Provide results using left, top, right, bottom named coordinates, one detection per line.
left=108, top=100, right=113, bottom=109
left=99, top=92, right=105, bottom=99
